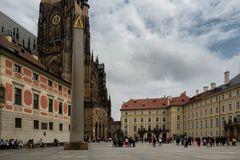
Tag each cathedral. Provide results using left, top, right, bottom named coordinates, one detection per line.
left=37, top=0, right=111, bottom=140
left=0, top=0, right=111, bottom=142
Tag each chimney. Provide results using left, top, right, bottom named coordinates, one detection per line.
left=167, top=98, right=170, bottom=106
left=4, top=35, right=12, bottom=43
left=203, top=86, right=209, bottom=92
left=224, top=71, right=230, bottom=84
left=211, top=83, right=216, bottom=90
left=196, top=90, right=199, bottom=95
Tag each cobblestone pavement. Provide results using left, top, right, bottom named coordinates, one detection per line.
left=0, top=143, right=240, bottom=160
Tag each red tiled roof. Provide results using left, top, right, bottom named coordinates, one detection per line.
left=0, top=36, right=46, bottom=69
left=121, top=92, right=189, bottom=110
left=188, top=90, right=212, bottom=102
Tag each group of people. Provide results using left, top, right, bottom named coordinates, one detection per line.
left=175, top=136, right=239, bottom=147
left=0, top=139, right=23, bottom=149
left=112, top=137, right=136, bottom=147
left=201, top=137, right=238, bottom=147
left=0, top=138, right=61, bottom=149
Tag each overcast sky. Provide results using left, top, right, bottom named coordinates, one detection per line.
left=1, top=0, right=240, bottom=120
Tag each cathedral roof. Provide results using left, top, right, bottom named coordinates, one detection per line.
left=121, top=92, right=189, bottom=110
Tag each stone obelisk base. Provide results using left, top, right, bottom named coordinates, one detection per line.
left=64, top=142, right=88, bottom=150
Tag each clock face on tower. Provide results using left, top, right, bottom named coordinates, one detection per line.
left=51, top=14, right=61, bottom=25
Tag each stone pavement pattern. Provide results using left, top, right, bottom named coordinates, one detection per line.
left=0, top=143, right=240, bottom=160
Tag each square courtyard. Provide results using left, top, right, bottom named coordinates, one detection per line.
left=0, top=142, right=239, bottom=160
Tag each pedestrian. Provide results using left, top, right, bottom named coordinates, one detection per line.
left=152, top=137, right=156, bottom=147
left=159, top=137, right=162, bottom=146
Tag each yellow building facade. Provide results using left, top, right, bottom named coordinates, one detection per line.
left=184, top=72, right=240, bottom=139
left=121, top=72, right=240, bottom=140
left=121, top=93, right=188, bottom=139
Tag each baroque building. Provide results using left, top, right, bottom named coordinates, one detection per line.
left=121, top=72, right=240, bottom=140
left=184, top=72, right=240, bottom=140
left=121, top=93, right=189, bottom=140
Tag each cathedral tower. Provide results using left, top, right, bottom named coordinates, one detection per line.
left=37, top=0, right=90, bottom=82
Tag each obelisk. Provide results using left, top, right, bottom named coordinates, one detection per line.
left=64, top=16, right=88, bottom=150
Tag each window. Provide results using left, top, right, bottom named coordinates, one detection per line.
left=229, top=116, right=232, bottom=122
left=124, top=126, right=127, bottom=135
left=58, top=85, right=62, bottom=91
left=14, top=88, right=22, bottom=105
left=68, top=89, right=71, bottom=95
left=41, top=122, right=48, bottom=130
left=222, top=94, right=224, bottom=100
left=49, top=122, right=53, bottom=130
left=222, top=117, right=225, bottom=126
left=205, top=120, right=208, bottom=128
left=59, top=102, right=63, bottom=114
left=156, top=125, right=159, bottom=129
left=48, top=80, right=52, bottom=86
left=125, top=112, right=128, bottom=115
left=205, top=109, right=207, bottom=116
left=148, top=125, right=151, bottom=130
left=236, top=89, right=240, bottom=96
left=216, top=118, right=219, bottom=127
left=14, top=64, right=21, bottom=73
left=134, top=118, right=137, bottom=123
left=125, top=118, right=127, bottom=123
left=134, top=126, right=137, bottom=132
left=200, top=120, right=203, bottom=128
left=69, top=125, right=71, bottom=131
left=34, top=120, right=39, bottom=129
left=222, top=105, right=225, bottom=112
left=59, top=124, right=63, bottom=131
left=229, top=104, right=232, bottom=111
left=177, top=124, right=180, bottom=130
left=149, top=111, right=151, bottom=114
left=156, top=117, right=159, bottom=122
left=216, top=107, right=218, bottom=114
left=33, top=94, right=39, bottom=109
left=162, top=125, right=166, bottom=129
left=140, top=118, right=143, bottom=122
left=68, top=105, right=71, bottom=116
left=148, top=118, right=151, bottom=122
left=48, top=99, right=53, bottom=112
left=33, top=73, right=39, bottom=81
left=177, top=115, right=180, bottom=120
left=237, top=102, right=240, bottom=109
left=229, top=92, right=232, bottom=98
left=210, top=108, right=213, bottom=114
left=15, top=118, right=22, bottom=128
left=163, top=117, right=166, bottom=122
left=210, top=119, right=213, bottom=128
